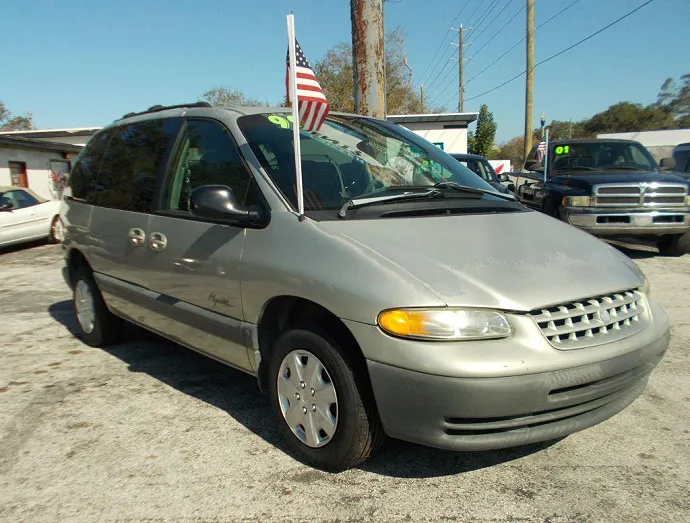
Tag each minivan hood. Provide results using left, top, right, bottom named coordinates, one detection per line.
left=318, top=210, right=642, bottom=312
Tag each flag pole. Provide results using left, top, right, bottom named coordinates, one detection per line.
left=543, top=126, right=549, bottom=184
left=286, top=13, right=305, bottom=219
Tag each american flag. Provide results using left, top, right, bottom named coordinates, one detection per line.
left=286, top=40, right=330, bottom=132
left=536, top=140, right=547, bottom=162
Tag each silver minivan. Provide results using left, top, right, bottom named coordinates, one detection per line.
left=60, top=103, right=669, bottom=471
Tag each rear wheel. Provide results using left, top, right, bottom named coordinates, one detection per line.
left=657, top=233, right=690, bottom=257
left=72, top=266, right=123, bottom=347
left=268, top=325, right=384, bottom=472
left=49, top=216, right=63, bottom=244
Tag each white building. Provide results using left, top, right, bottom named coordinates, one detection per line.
left=0, top=136, right=82, bottom=201
left=597, top=129, right=690, bottom=162
left=386, top=112, right=479, bottom=154
left=0, top=127, right=99, bottom=148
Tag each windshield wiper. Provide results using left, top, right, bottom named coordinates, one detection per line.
left=600, top=165, right=647, bottom=171
left=338, top=189, right=444, bottom=218
left=433, top=181, right=515, bottom=200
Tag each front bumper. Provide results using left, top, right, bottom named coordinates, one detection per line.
left=562, top=206, right=690, bottom=236
left=367, top=336, right=666, bottom=451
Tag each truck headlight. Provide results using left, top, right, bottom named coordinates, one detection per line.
left=564, top=196, right=591, bottom=206
left=377, top=308, right=512, bottom=340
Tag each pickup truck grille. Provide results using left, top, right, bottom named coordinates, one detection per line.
left=530, top=289, right=646, bottom=349
left=594, top=183, right=687, bottom=207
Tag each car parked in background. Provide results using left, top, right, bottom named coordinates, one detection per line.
left=450, top=153, right=515, bottom=194
left=516, top=138, right=690, bottom=256
left=0, top=186, right=62, bottom=249
left=668, top=142, right=690, bottom=175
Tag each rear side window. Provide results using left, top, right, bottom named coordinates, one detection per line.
left=69, top=131, right=110, bottom=199
left=71, top=118, right=181, bottom=212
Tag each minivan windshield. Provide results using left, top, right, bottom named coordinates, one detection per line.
left=549, top=141, right=658, bottom=173
left=237, top=112, right=507, bottom=213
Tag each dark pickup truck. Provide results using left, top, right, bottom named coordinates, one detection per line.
left=515, top=138, right=690, bottom=256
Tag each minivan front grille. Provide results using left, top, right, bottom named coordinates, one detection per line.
left=594, top=183, right=687, bottom=207
left=530, top=289, right=646, bottom=349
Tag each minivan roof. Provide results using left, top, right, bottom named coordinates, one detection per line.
left=102, top=102, right=377, bottom=132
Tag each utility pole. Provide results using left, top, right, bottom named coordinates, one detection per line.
left=351, top=0, right=385, bottom=118
left=524, top=0, right=535, bottom=163
left=458, top=25, right=464, bottom=112
left=420, top=85, right=425, bottom=111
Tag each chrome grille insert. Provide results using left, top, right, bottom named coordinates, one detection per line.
left=530, top=289, right=646, bottom=349
left=593, top=183, right=687, bottom=207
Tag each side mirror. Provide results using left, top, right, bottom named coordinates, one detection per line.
left=660, top=157, right=676, bottom=171
left=498, top=173, right=510, bottom=183
left=0, top=201, right=13, bottom=211
left=524, top=160, right=544, bottom=173
left=190, top=185, right=260, bottom=223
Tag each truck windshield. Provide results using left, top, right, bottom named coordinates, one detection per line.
left=550, top=141, right=658, bottom=172
left=237, top=112, right=506, bottom=213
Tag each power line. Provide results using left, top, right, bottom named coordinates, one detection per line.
left=418, top=2, right=473, bottom=85
left=470, top=0, right=518, bottom=49
left=421, top=0, right=491, bottom=88
left=426, top=0, right=519, bottom=108
left=469, top=2, right=525, bottom=62
left=464, top=0, right=585, bottom=89
left=463, top=0, right=656, bottom=103
left=467, top=0, right=504, bottom=36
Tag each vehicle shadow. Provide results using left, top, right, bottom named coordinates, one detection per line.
left=606, top=239, right=659, bottom=260
left=48, top=299, right=560, bottom=478
left=0, top=239, right=51, bottom=255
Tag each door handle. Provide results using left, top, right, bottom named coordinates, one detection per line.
left=148, top=232, right=168, bottom=252
left=128, top=228, right=146, bottom=247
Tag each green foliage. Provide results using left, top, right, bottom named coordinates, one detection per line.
left=199, top=87, right=271, bottom=107
left=0, top=101, right=33, bottom=131
left=470, top=104, right=497, bottom=158
left=313, top=27, right=443, bottom=115
left=657, top=73, right=690, bottom=122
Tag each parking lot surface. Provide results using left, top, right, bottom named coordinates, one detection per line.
left=0, top=242, right=689, bottom=523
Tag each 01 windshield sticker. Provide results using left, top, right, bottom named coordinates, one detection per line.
left=554, top=145, right=571, bottom=155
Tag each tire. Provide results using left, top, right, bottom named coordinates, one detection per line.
left=543, top=199, right=561, bottom=219
left=268, top=325, right=384, bottom=472
left=49, top=215, right=63, bottom=244
left=657, top=233, right=690, bottom=257
left=72, top=266, right=123, bottom=347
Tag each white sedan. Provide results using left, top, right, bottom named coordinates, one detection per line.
left=0, top=186, right=63, bottom=249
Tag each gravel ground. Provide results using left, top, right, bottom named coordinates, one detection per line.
left=0, top=241, right=688, bottom=523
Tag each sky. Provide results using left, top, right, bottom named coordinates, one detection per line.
left=2, top=0, right=688, bottom=142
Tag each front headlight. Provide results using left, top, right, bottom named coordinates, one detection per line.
left=377, top=308, right=512, bottom=341
left=642, top=273, right=651, bottom=297
left=564, top=195, right=591, bottom=206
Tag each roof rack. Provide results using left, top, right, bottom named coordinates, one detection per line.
left=119, top=101, right=212, bottom=120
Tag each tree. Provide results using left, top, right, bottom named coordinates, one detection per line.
left=657, top=73, right=690, bottom=125
left=583, top=102, right=676, bottom=135
left=313, top=27, right=443, bottom=115
left=470, top=104, right=497, bottom=157
left=199, top=87, right=270, bottom=107
left=495, top=135, right=525, bottom=170
left=0, top=101, right=33, bottom=131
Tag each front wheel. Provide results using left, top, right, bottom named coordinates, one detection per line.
left=268, top=326, right=384, bottom=472
left=657, top=233, right=690, bottom=257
